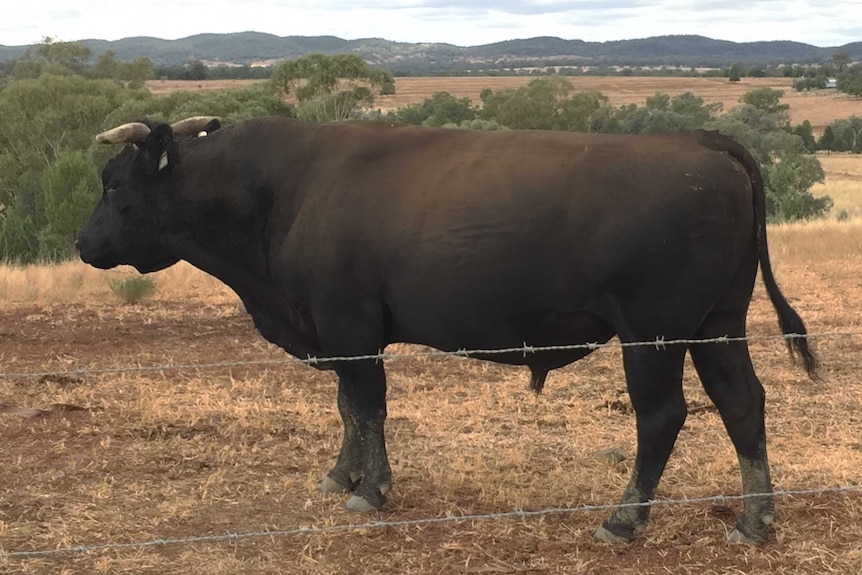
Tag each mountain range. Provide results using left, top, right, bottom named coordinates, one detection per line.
left=0, top=32, right=859, bottom=72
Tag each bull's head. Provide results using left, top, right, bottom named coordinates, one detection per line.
left=76, top=116, right=221, bottom=273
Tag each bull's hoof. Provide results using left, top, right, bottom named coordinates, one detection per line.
left=728, top=522, right=770, bottom=545
left=319, top=476, right=352, bottom=493
left=594, top=525, right=631, bottom=543
left=346, top=493, right=383, bottom=512
left=728, top=528, right=761, bottom=545
left=593, top=520, right=644, bottom=543
left=319, top=471, right=362, bottom=493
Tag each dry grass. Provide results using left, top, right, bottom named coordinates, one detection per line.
left=815, top=154, right=862, bottom=221
left=147, top=76, right=862, bottom=132
left=0, top=260, right=236, bottom=306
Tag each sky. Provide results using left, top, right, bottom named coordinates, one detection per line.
left=1, top=0, right=860, bottom=48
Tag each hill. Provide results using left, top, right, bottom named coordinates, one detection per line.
left=0, top=32, right=859, bottom=72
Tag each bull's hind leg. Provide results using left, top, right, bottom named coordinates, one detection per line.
left=689, top=311, right=774, bottom=545
left=595, top=344, right=688, bottom=541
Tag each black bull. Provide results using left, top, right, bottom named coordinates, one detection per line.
left=76, top=116, right=817, bottom=544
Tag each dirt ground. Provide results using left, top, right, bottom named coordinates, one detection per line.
left=2, top=219, right=862, bottom=574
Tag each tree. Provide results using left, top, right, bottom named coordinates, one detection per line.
left=740, top=88, right=788, bottom=115
left=480, top=75, right=573, bottom=130
left=91, top=51, right=154, bottom=87
left=705, top=90, right=831, bottom=222
left=818, top=125, right=836, bottom=152
left=837, top=64, right=862, bottom=97
left=34, top=38, right=91, bottom=76
left=602, top=92, right=720, bottom=134
left=394, top=92, right=477, bottom=127
left=269, top=54, right=394, bottom=122
left=792, top=120, right=816, bottom=153
left=727, top=62, right=746, bottom=82
left=184, top=60, right=208, bottom=81
left=38, top=150, right=101, bottom=259
left=559, top=90, right=611, bottom=132
left=833, top=50, right=850, bottom=74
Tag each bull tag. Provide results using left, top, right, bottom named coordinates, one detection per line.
left=197, top=131, right=208, bottom=137
left=158, top=151, right=169, bottom=171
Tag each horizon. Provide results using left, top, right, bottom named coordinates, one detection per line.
left=2, top=1, right=860, bottom=49
left=1, top=31, right=858, bottom=51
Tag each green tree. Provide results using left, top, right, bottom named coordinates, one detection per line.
left=0, top=68, right=298, bottom=262
left=833, top=50, right=850, bottom=74
left=91, top=51, right=154, bottom=87
left=394, top=92, right=477, bottom=127
left=38, top=150, right=100, bottom=259
left=34, top=38, right=91, bottom=76
left=559, top=90, right=610, bottom=133
left=184, top=60, right=208, bottom=81
left=819, top=117, right=862, bottom=152
left=269, top=53, right=394, bottom=122
left=480, top=75, right=572, bottom=130
left=818, top=125, right=836, bottom=152
left=837, top=64, right=862, bottom=97
left=791, top=120, right=816, bottom=153
left=740, top=88, right=788, bottom=115
left=602, top=92, right=720, bottom=134
left=706, top=90, right=830, bottom=222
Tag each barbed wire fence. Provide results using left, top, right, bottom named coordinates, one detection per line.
left=3, top=330, right=861, bottom=381
left=2, top=330, right=861, bottom=561
left=2, top=485, right=861, bottom=560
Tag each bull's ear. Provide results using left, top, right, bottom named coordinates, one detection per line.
left=138, top=123, right=175, bottom=176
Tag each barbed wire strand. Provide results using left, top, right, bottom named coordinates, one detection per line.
left=2, top=330, right=861, bottom=381
left=1, top=484, right=859, bottom=560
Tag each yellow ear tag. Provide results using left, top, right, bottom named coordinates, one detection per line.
left=158, top=151, right=169, bottom=171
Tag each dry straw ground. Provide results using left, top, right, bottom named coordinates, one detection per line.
left=2, top=81, right=862, bottom=574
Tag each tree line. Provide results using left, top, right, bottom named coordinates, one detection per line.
left=0, top=44, right=857, bottom=264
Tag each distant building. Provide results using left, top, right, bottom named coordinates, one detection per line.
left=825, top=78, right=837, bottom=89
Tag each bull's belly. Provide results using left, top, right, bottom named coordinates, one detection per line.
left=389, top=308, right=616, bottom=368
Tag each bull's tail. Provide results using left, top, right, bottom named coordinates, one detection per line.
left=699, top=130, right=818, bottom=379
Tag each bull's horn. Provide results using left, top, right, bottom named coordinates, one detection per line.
left=170, top=116, right=221, bottom=136
left=95, top=122, right=151, bottom=145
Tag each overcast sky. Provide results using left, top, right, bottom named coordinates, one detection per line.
left=1, top=0, right=860, bottom=48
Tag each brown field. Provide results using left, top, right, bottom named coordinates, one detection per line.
left=2, top=90, right=862, bottom=574
left=146, top=76, right=862, bottom=132
left=3, top=223, right=862, bottom=574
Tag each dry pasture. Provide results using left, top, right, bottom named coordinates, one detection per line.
left=2, top=117, right=862, bottom=575
left=146, top=76, right=862, bottom=132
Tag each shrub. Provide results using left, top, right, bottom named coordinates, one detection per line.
left=109, top=276, right=156, bottom=304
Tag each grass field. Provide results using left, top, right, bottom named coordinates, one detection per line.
left=2, top=81, right=862, bottom=574
left=146, top=76, right=862, bottom=132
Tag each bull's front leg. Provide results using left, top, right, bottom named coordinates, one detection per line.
left=320, top=360, right=392, bottom=511
left=319, top=383, right=367, bottom=493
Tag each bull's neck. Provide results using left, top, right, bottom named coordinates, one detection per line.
left=166, top=120, right=315, bottom=293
